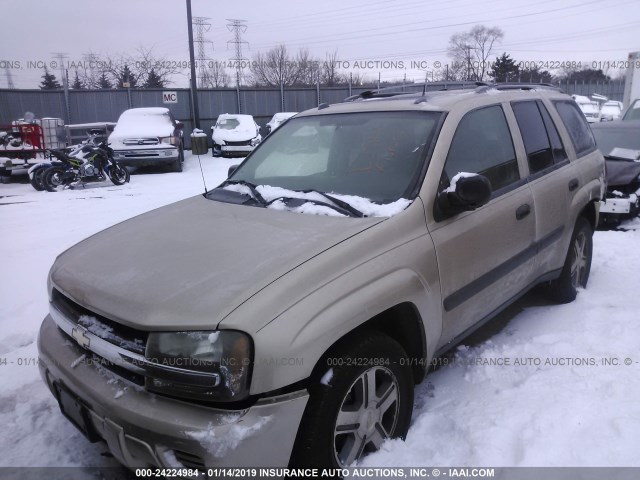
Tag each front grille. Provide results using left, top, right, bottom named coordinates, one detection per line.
left=89, top=353, right=145, bottom=386
left=224, top=140, right=251, bottom=147
left=52, top=289, right=147, bottom=355
left=123, top=138, right=158, bottom=145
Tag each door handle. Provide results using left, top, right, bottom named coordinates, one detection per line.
left=516, top=204, right=531, bottom=220
left=568, top=178, right=579, bottom=191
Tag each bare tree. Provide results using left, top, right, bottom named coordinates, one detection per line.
left=250, top=45, right=302, bottom=86
left=295, top=48, right=320, bottom=86
left=321, top=50, right=344, bottom=86
left=447, top=25, right=504, bottom=81
left=203, top=60, right=231, bottom=88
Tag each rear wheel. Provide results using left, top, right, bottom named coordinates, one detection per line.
left=547, top=216, right=593, bottom=303
left=30, top=166, right=48, bottom=191
left=43, top=166, right=69, bottom=192
left=290, top=332, right=413, bottom=468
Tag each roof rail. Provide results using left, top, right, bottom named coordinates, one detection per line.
left=475, top=82, right=563, bottom=93
left=343, top=90, right=411, bottom=102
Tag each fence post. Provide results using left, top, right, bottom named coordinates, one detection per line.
left=349, top=73, right=352, bottom=97
left=316, top=77, right=320, bottom=107
left=236, top=83, right=241, bottom=114
left=280, top=81, right=285, bottom=111
left=63, top=70, right=71, bottom=124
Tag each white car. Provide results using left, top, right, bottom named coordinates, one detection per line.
left=572, top=95, right=600, bottom=123
left=265, top=112, right=297, bottom=135
left=211, top=114, right=261, bottom=157
left=109, top=108, right=184, bottom=172
left=600, top=101, right=623, bottom=122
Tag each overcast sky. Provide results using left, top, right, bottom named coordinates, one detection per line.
left=1, top=0, right=639, bottom=88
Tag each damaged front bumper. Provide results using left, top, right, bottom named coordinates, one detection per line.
left=37, top=315, right=308, bottom=469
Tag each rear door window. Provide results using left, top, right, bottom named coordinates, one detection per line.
left=512, top=101, right=567, bottom=174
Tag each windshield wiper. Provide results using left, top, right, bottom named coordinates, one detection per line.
left=220, top=180, right=267, bottom=206
left=293, top=189, right=365, bottom=218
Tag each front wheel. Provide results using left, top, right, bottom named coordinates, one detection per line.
left=43, top=166, right=69, bottom=192
left=547, top=216, right=593, bottom=303
left=109, top=164, right=130, bottom=185
left=290, top=332, right=413, bottom=468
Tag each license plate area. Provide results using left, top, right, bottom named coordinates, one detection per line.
left=54, top=382, right=100, bottom=443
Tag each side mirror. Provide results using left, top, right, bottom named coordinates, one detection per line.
left=436, top=173, right=492, bottom=220
left=175, top=121, right=184, bottom=130
left=228, top=164, right=240, bottom=178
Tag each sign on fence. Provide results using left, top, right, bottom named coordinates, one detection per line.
left=162, top=91, right=178, bottom=104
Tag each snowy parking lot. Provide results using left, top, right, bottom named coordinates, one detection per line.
left=1, top=152, right=639, bottom=469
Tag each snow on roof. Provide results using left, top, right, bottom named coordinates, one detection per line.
left=120, top=107, right=171, bottom=117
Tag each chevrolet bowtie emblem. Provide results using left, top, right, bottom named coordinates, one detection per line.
left=71, top=326, right=91, bottom=349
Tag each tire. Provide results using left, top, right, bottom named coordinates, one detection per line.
left=212, top=144, right=222, bottom=157
left=109, top=164, right=130, bottom=185
left=30, top=166, right=48, bottom=191
left=170, top=148, right=183, bottom=172
left=290, top=332, right=413, bottom=469
left=547, top=216, right=593, bottom=303
left=43, top=166, right=69, bottom=192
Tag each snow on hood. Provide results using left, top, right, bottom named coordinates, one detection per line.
left=223, top=184, right=412, bottom=217
left=212, top=114, right=258, bottom=143
left=110, top=108, right=175, bottom=140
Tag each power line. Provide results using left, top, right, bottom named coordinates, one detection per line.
left=226, top=19, right=249, bottom=87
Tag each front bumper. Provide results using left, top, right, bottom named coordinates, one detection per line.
left=37, top=315, right=308, bottom=469
left=112, top=148, right=179, bottom=167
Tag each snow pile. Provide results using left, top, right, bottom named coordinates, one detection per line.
left=223, top=183, right=412, bottom=217
left=184, top=416, right=272, bottom=458
left=190, top=128, right=207, bottom=138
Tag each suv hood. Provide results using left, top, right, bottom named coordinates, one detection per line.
left=49, top=195, right=383, bottom=331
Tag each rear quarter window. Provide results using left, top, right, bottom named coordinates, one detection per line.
left=552, top=100, right=596, bottom=157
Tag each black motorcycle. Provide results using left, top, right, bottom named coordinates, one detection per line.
left=43, top=141, right=129, bottom=192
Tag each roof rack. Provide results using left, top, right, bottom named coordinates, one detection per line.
left=474, top=82, right=563, bottom=93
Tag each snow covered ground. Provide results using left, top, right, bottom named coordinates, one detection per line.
left=1, top=153, right=639, bottom=469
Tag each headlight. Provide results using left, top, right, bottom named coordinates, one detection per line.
left=160, top=136, right=176, bottom=145
left=145, top=330, right=252, bottom=402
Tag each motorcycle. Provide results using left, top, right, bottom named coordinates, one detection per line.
left=43, top=140, right=130, bottom=192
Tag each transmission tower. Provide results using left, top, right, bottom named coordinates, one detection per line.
left=82, top=53, right=100, bottom=88
left=51, top=52, right=68, bottom=88
left=226, top=19, right=248, bottom=87
left=192, top=17, right=213, bottom=87
left=4, top=66, right=15, bottom=89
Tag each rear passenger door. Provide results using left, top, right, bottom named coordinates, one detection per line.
left=510, top=100, right=578, bottom=275
left=429, top=105, right=537, bottom=346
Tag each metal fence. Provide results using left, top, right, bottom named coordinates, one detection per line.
left=0, top=80, right=626, bottom=148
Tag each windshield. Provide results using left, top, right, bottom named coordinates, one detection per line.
left=221, top=111, right=441, bottom=204
left=216, top=118, right=241, bottom=130
left=623, top=100, right=640, bottom=121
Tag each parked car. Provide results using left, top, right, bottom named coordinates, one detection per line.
left=211, top=114, right=261, bottom=157
left=38, top=85, right=604, bottom=470
left=599, top=100, right=623, bottom=122
left=591, top=120, right=640, bottom=228
left=622, top=98, right=640, bottom=121
left=572, top=95, right=600, bottom=123
left=109, top=108, right=184, bottom=172
left=265, top=112, right=297, bottom=135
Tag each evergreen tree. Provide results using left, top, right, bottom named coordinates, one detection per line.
left=489, top=53, right=519, bottom=82
left=97, top=71, right=112, bottom=89
left=143, top=68, right=165, bottom=88
left=71, top=70, right=84, bottom=89
left=40, top=67, right=62, bottom=89
left=117, top=64, right=137, bottom=88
